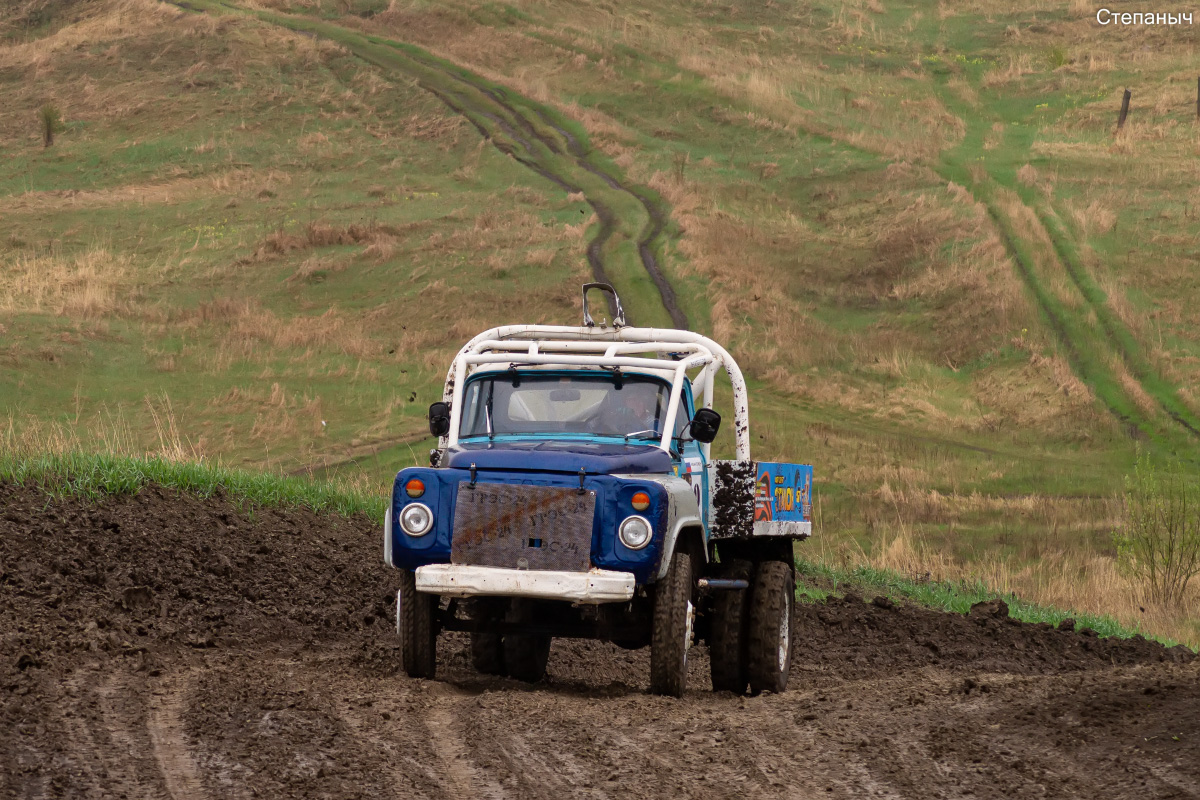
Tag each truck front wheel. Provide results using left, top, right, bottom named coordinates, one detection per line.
left=398, top=569, right=437, bottom=679
left=650, top=546, right=695, bottom=697
left=746, top=560, right=794, bottom=695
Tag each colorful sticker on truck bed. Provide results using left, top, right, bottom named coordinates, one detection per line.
left=753, top=462, right=813, bottom=523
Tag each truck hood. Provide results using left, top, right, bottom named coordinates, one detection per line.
left=444, top=440, right=672, bottom=475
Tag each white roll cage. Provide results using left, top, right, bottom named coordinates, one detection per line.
left=440, top=326, right=751, bottom=461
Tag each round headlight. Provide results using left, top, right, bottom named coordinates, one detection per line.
left=399, top=503, right=433, bottom=537
left=618, top=515, right=653, bottom=550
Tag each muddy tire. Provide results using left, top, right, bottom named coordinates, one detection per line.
left=747, top=560, right=794, bottom=695
left=398, top=569, right=437, bottom=679
left=650, top=546, right=695, bottom=697
left=468, top=598, right=508, bottom=676
left=504, top=599, right=551, bottom=682
left=709, top=559, right=751, bottom=694
left=471, top=633, right=506, bottom=676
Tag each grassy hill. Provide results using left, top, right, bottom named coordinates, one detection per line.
left=3, top=0, right=1198, bottom=644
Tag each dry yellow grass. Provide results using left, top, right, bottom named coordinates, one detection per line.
left=247, top=383, right=327, bottom=442
left=0, top=0, right=181, bottom=70
left=286, top=255, right=348, bottom=283
left=250, top=220, right=405, bottom=262
left=808, top=530, right=1199, bottom=648
left=0, top=170, right=263, bottom=215
left=982, top=54, right=1035, bottom=87
left=233, top=305, right=379, bottom=359
left=1069, top=196, right=1117, bottom=236
left=4, top=392, right=202, bottom=463
left=0, top=245, right=157, bottom=317
left=1016, top=163, right=1039, bottom=187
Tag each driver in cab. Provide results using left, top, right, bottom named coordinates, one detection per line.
left=592, top=383, right=662, bottom=438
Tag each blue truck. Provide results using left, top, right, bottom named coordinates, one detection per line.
left=386, top=285, right=813, bottom=696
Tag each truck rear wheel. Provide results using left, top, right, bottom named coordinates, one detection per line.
left=471, top=633, right=506, bottom=675
left=468, top=598, right=508, bottom=676
left=504, top=599, right=551, bottom=682
left=709, top=559, right=751, bottom=694
left=746, top=560, right=794, bottom=695
left=650, top=546, right=695, bottom=697
left=398, top=569, right=437, bottom=679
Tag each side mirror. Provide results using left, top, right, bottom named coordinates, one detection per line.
left=689, top=408, right=721, bottom=444
left=428, top=401, right=451, bottom=437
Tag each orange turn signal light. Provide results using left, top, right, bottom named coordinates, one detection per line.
left=405, top=478, right=426, bottom=498
left=631, top=491, right=651, bottom=511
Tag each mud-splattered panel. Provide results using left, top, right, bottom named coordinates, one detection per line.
left=708, top=460, right=756, bottom=539
left=451, top=483, right=595, bottom=571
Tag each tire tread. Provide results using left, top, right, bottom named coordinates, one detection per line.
left=398, top=569, right=437, bottom=679
left=746, top=560, right=794, bottom=695
left=709, top=559, right=751, bottom=694
left=650, top=547, right=694, bottom=697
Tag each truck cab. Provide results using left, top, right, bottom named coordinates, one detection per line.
left=386, top=284, right=813, bottom=696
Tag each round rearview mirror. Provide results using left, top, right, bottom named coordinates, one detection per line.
left=689, top=408, right=721, bottom=444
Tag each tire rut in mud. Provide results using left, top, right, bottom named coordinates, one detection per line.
left=2, top=481, right=1197, bottom=799
left=369, top=34, right=688, bottom=329
left=193, top=0, right=687, bottom=329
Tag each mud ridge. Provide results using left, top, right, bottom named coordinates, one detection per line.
left=148, top=669, right=211, bottom=800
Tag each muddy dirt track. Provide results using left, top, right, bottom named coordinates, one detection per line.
left=2, top=482, right=1197, bottom=799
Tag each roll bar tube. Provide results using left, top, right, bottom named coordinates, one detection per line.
left=440, top=326, right=751, bottom=461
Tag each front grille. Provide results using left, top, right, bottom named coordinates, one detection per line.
left=451, top=483, right=595, bottom=572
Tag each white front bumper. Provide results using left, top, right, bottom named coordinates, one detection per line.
left=414, top=564, right=636, bottom=604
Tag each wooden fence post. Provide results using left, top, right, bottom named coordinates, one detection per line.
left=1195, top=77, right=1199, bottom=120
left=1117, top=88, right=1131, bottom=130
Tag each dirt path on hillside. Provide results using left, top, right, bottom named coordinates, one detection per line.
left=378, top=36, right=689, bottom=330
left=929, top=87, right=1200, bottom=444
left=176, top=0, right=687, bottom=330
left=2, top=481, right=1197, bottom=799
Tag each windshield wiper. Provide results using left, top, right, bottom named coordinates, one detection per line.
left=623, top=429, right=660, bottom=441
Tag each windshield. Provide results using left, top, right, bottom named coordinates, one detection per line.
left=459, top=372, right=687, bottom=441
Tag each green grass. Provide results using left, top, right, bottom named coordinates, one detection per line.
left=0, top=450, right=387, bottom=521
left=795, top=557, right=1192, bottom=651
